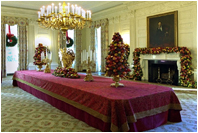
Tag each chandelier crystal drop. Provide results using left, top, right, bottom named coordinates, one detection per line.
left=37, top=2, right=92, bottom=39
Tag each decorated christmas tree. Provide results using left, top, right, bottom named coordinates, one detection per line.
left=105, top=32, right=131, bottom=80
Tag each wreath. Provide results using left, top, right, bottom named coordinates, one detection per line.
left=6, top=35, right=18, bottom=47
left=66, top=31, right=74, bottom=48
left=6, top=25, right=18, bottom=47
left=66, top=37, right=74, bottom=48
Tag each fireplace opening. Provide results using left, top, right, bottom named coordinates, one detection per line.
left=148, top=60, right=178, bottom=85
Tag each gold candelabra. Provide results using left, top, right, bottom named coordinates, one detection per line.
left=37, top=2, right=92, bottom=39
left=84, top=57, right=94, bottom=82
left=43, top=58, right=52, bottom=73
left=81, top=58, right=96, bottom=71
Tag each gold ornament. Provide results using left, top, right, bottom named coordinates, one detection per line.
left=59, top=47, right=75, bottom=68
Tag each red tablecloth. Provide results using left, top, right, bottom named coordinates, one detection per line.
left=13, top=70, right=182, bottom=132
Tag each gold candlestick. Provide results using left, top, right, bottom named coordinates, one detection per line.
left=43, top=58, right=52, bottom=73
left=84, top=57, right=94, bottom=82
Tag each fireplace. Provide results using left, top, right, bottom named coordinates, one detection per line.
left=139, top=53, right=181, bottom=84
left=148, top=60, right=178, bottom=85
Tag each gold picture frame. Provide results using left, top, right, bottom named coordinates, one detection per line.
left=147, top=11, right=178, bottom=48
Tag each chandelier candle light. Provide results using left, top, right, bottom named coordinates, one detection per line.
left=37, top=2, right=92, bottom=39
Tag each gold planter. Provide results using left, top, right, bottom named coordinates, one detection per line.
left=37, top=64, right=43, bottom=72
left=111, top=76, right=124, bottom=88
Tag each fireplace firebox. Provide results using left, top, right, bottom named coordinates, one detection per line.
left=148, top=60, right=178, bottom=85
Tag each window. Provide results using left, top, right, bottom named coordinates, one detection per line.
left=67, top=29, right=75, bottom=68
left=122, top=31, right=130, bottom=44
left=95, top=27, right=101, bottom=72
left=5, top=24, right=19, bottom=74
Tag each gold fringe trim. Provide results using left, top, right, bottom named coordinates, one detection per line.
left=128, top=104, right=182, bottom=122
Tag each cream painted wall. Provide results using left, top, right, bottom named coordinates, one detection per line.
left=92, top=1, right=197, bottom=70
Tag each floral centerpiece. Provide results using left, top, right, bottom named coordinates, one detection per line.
left=105, top=32, right=131, bottom=87
left=33, top=43, right=47, bottom=65
left=52, top=67, right=80, bottom=79
left=130, top=47, right=196, bottom=88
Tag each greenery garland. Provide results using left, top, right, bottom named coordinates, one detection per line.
left=6, top=35, right=18, bottom=47
left=66, top=38, right=74, bottom=48
left=129, top=47, right=197, bottom=88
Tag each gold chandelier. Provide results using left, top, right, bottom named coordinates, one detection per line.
left=37, top=2, right=92, bottom=39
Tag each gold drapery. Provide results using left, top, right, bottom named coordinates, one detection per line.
left=1, top=16, right=29, bottom=77
left=89, top=19, right=109, bottom=72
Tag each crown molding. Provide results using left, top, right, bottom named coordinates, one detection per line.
left=1, top=6, right=37, bottom=19
left=92, top=4, right=130, bottom=21
left=91, top=1, right=147, bottom=21
left=92, top=1, right=196, bottom=21
left=135, top=1, right=196, bottom=16
left=2, top=1, right=196, bottom=24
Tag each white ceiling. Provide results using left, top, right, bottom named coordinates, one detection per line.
left=1, top=1, right=129, bottom=14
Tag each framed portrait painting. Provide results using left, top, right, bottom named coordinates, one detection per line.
left=147, top=11, right=178, bottom=48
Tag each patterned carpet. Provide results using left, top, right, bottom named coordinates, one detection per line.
left=1, top=76, right=197, bottom=132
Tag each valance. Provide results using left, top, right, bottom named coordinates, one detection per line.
left=1, top=16, right=29, bottom=26
left=90, top=18, right=108, bottom=28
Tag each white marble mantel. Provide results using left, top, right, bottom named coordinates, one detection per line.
left=140, top=53, right=181, bottom=81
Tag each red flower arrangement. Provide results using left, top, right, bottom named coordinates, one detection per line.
left=52, top=67, right=80, bottom=79
left=131, top=47, right=196, bottom=88
left=33, top=43, right=47, bottom=65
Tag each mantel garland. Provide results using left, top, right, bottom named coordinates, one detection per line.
left=130, top=47, right=197, bottom=88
